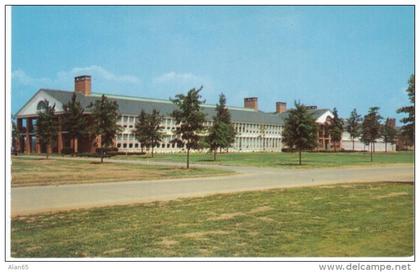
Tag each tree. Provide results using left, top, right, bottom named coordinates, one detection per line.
left=171, top=87, right=206, bottom=168
left=259, top=125, right=267, bottom=151
left=346, top=108, right=362, bottom=151
left=205, top=93, right=236, bottom=160
left=36, top=100, right=58, bottom=159
left=281, top=101, right=318, bottom=165
left=12, top=115, right=19, bottom=155
left=134, top=109, right=163, bottom=157
left=397, top=74, right=415, bottom=145
left=361, top=107, right=383, bottom=162
left=89, top=95, right=121, bottom=163
left=62, top=93, right=87, bottom=156
left=134, top=110, right=148, bottom=153
left=383, top=118, right=397, bottom=152
left=328, top=108, right=344, bottom=152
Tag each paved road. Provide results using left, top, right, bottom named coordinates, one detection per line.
left=11, top=157, right=414, bottom=216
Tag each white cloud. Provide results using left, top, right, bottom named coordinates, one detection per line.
left=154, top=71, right=204, bottom=85
left=152, top=71, right=216, bottom=100
left=12, top=65, right=141, bottom=88
left=12, top=69, right=52, bottom=86
left=57, top=65, right=140, bottom=84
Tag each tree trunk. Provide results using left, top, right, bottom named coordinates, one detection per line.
left=46, top=144, right=50, bottom=159
left=101, top=149, right=104, bottom=163
left=352, top=138, right=355, bottom=151
left=299, top=149, right=302, bottom=165
left=213, top=149, right=217, bottom=161
left=334, top=141, right=337, bottom=152
left=370, top=142, right=373, bottom=162
left=72, top=137, right=76, bottom=157
left=187, top=148, right=190, bottom=169
left=385, top=142, right=388, bottom=152
left=151, top=146, right=154, bottom=158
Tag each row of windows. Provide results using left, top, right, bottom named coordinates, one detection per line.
left=119, top=115, right=281, bottom=135
left=117, top=142, right=177, bottom=149
left=234, top=123, right=281, bottom=135
left=117, top=136, right=282, bottom=150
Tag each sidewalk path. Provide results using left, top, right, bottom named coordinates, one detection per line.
left=11, top=157, right=414, bottom=216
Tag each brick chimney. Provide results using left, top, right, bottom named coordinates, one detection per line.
left=244, top=97, right=258, bottom=111
left=74, top=75, right=91, bottom=96
left=386, top=118, right=396, bottom=128
left=275, top=102, right=287, bottom=113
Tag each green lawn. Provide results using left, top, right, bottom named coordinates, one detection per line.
left=114, top=151, right=414, bottom=168
left=11, top=182, right=413, bottom=257
left=11, top=157, right=232, bottom=187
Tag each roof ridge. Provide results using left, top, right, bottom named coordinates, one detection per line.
left=90, top=91, right=257, bottom=112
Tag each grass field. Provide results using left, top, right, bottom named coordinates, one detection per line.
left=114, top=151, right=414, bottom=168
left=11, top=182, right=413, bottom=257
left=11, top=157, right=232, bottom=187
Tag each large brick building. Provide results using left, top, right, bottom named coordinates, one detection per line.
left=14, top=75, right=394, bottom=154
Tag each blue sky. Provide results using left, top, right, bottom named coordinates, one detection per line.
left=12, top=6, right=414, bottom=122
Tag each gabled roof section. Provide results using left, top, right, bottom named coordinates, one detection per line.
left=275, top=108, right=332, bottom=124
left=16, top=89, right=67, bottom=117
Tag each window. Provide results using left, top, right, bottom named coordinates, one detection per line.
left=167, top=143, right=170, bottom=148
left=117, top=143, right=121, bottom=148
left=129, top=143, right=133, bottom=148
left=123, top=116, right=128, bottom=122
left=135, top=143, right=139, bottom=148
left=36, top=100, right=48, bottom=111
left=123, top=143, right=127, bottom=148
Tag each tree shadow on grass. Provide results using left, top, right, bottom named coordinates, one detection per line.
left=197, top=159, right=217, bottom=162
left=273, top=162, right=304, bottom=167
left=89, top=161, right=111, bottom=165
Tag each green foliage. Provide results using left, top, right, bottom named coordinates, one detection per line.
left=282, top=102, right=318, bottom=164
left=171, top=87, right=207, bottom=168
left=12, top=116, right=20, bottom=154
left=88, top=95, right=122, bottom=162
left=361, top=107, right=383, bottom=145
left=134, top=109, right=164, bottom=157
left=36, top=100, right=58, bottom=158
left=346, top=108, right=362, bottom=150
left=383, top=118, right=398, bottom=151
left=361, top=107, right=383, bottom=161
left=397, top=74, right=415, bottom=144
left=62, top=93, right=88, bottom=154
left=206, top=93, right=236, bottom=159
left=328, top=108, right=344, bottom=151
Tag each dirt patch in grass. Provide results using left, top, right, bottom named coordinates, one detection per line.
left=248, top=206, right=273, bottom=214
left=159, top=239, right=179, bottom=248
left=102, top=248, right=125, bottom=255
left=257, top=216, right=276, bottom=223
left=180, top=230, right=230, bottom=239
left=373, top=192, right=409, bottom=199
left=207, top=212, right=245, bottom=221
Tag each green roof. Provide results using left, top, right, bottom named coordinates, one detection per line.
left=24, top=89, right=331, bottom=126
left=41, top=89, right=286, bottom=125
